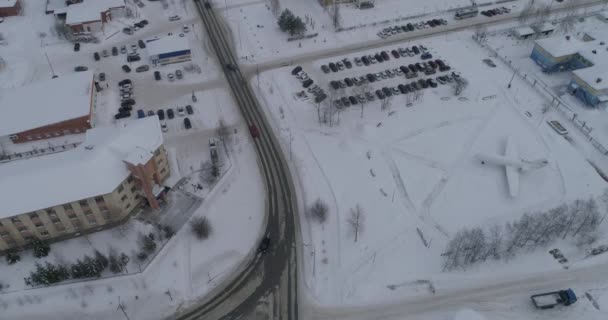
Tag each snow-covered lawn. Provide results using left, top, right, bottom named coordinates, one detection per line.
left=253, top=29, right=608, bottom=307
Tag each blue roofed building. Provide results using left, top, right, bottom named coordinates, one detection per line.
left=147, top=36, right=192, bottom=66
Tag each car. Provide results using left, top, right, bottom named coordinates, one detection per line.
left=114, top=112, right=131, bottom=119
left=118, top=106, right=132, bottom=113
left=344, top=78, right=354, bottom=87
left=154, top=71, right=161, bottom=81
left=177, top=106, right=185, bottom=116
left=121, top=99, right=135, bottom=108
left=74, top=66, right=88, bottom=72
left=354, top=57, right=363, bottom=66
left=482, top=58, right=497, bottom=67
left=147, top=110, right=155, bottom=117
left=382, top=87, right=392, bottom=97
left=411, top=46, right=420, bottom=55
left=386, top=70, right=395, bottom=78
left=249, top=124, right=260, bottom=138
left=328, top=62, right=338, bottom=72
left=421, top=52, right=433, bottom=60
left=169, top=15, right=181, bottom=21
left=168, top=73, right=175, bottom=81
left=346, top=96, right=356, bottom=105
left=127, top=54, right=141, bottom=62
left=259, top=236, right=271, bottom=254
left=337, top=80, right=346, bottom=88
left=418, top=79, right=429, bottom=88
left=375, top=90, right=386, bottom=99
left=103, top=50, right=109, bottom=57
left=93, top=52, right=100, bottom=61
left=428, top=60, right=438, bottom=69
left=157, top=109, right=165, bottom=120
left=343, top=59, right=352, bottom=69
left=398, top=84, right=407, bottom=94
left=176, top=69, right=183, bottom=79
left=121, top=92, right=132, bottom=100
left=134, top=22, right=144, bottom=29
left=302, top=79, right=314, bottom=88
left=136, top=65, right=149, bottom=73
left=292, top=66, right=303, bottom=75
left=315, top=93, right=327, bottom=103
left=427, top=20, right=436, bottom=28
left=369, top=55, right=377, bottom=64
left=424, top=68, right=436, bottom=75
left=361, top=56, right=370, bottom=66
left=341, top=96, right=351, bottom=107
left=121, top=45, right=127, bottom=54
left=375, top=53, right=383, bottom=63
left=183, top=25, right=190, bottom=33
left=74, top=43, right=80, bottom=52
left=98, top=72, right=106, bottom=81
left=161, top=122, right=168, bottom=132
left=140, top=19, right=149, bottom=25
left=366, top=73, right=376, bottom=83
left=334, top=99, right=343, bottom=108
left=336, top=61, right=345, bottom=70
left=427, top=78, right=438, bottom=88
left=185, top=105, right=194, bottom=115
left=436, top=76, right=447, bottom=84
left=330, top=80, right=339, bottom=90
left=381, top=51, right=390, bottom=61
left=391, top=50, right=400, bottom=59
left=392, top=87, right=400, bottom=95
left=122, top=27, right=133, bottom=35
left=321, top=65, right=330, bottom=73
left=406, top=23, right=414, bottom=31
left=184, top=117, right=192, bottom=129
left=137, top=109, right=146, bottom=118
left=138, top=40, right=146, bottom=49
left=365, top=91, right=375, bottom=101
left=307, top=84, right=320, bottom=93
left=122, top=65, right=131, bottom=73
left=167, top=108, right=175, bottom=119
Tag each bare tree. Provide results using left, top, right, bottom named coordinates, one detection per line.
left=519, top=0, right=536, bottom=23
left=331, top=2, right=341, bottom=30
left=559, top=11, right=577, bottom=34
left=473, top=24, right=488, bottom=42
left=380, top=95, right=393, bottom=111
left=355, top=83, right=371, bottom=118
left=348, top=204, right=364, bottom=242
left=308, top=198, right=328, bottom=223
left=190, top=217, right=212, bottom=240
left=269, top=0, right=280, bottom=17
left=216, top=118, right=231, bottom=144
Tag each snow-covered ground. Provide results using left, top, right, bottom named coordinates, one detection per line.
left=253, top=28, right=608, bottom=308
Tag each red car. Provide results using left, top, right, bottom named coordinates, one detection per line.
left=249, top=124, right=260, bottom=138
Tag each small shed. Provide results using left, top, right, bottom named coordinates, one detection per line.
left=513, top=26, right=535, bottom=39
left=535, top=23, right=555, bottom=36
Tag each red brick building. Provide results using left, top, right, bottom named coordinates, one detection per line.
left=0, top=0, right=21, bottom=17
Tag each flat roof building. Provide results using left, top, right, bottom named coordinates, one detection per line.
left=63, top=0, right=125, bottom=34
left=0, top=71, right=95, bottom=144
left=147, top=36, right=192, bottom=66
left=0, top=0, right=21, bottom=17
left=0, top=117, right=170, bottom=252
left=513, top=26, right=535, bottom=39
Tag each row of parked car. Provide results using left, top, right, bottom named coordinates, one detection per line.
left=481, top=7, right=510, bottom=17
left=115, top=79, right=135, bottom=119
left=291, top=66, right=327, bottom=103
left=93, top=41, right=145, bottom=62
left=156, top=106, right=194, bottom=131
left=122, top=19, right=149, bottom=35
left=322, top=45, right=429, bottom=74
left=378, top=18, right=447, bottom=39
left=329, top=59, right=452, bottom=90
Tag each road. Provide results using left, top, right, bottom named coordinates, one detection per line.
left=168, top=1, right=299, bottom=319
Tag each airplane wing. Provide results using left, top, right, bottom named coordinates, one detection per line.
left=505, top=137, right=519, bottom=198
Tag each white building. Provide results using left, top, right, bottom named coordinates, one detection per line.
left=147, top=36, right=192, bottom=66
left=63, top=0, right=125, bottom=34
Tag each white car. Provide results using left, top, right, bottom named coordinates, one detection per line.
left=168, top=73, right=175, bottom=82
left=183, top=25, right=190, bottom=33
left=177, top=106, right=185, bottom=116
left=161, top=121, right=168, bottom=132
left=169, top=15, right=181, bottom=21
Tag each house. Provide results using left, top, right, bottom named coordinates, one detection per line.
left=147, top=36, right=192, bottom=66
left=569, top=67, right=608, bottom=108
left=0, top=0, right=21, bottom=17
left=0, top=71, right=95, bottom=144
left=513, top=26, right=535, bottom=39
left=0, top=117, right=170, bottom=253
left=63, top=0, right=125, bottom=34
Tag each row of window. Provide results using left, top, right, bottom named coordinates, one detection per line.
left=19, top=128, right=86, bottom=141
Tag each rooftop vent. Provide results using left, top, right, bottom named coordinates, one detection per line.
left=592, top=50, right=597, bottom=54
left=597, top=78, right=603, bottom=84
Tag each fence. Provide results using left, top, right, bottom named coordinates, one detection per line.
left=475, top=35, right=608, bottom=156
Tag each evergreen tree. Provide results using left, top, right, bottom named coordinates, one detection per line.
left=277, top=9, right=295, bottom=32
left=31, top=238, right=51, bottom=258
left=94, top=250, right=109, bottom=270
left=290, top=16, right=307, bottom=36
left=83, top=255, right=103, bottom=277
left=71, top=259, right=86, bottom=278
left=6, top=249, right=20, bottom=264
left=140, top=234, right=157, bottom=254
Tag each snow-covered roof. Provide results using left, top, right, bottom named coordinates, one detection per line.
left=573, top=67, right=608, bottom=92
left=0, top=0, right=17, bottom=9
left=535, top=36, right=583, bottom=58
left=0, top=71, right=94, bottom=137
left=535, top=23, right=554, bottom=33
left=65, top=0, right=125, bottom=25
left=514, top=26, right=534, bottom=37
left=146, top=36, right=191, bottom=56
left=0, top=117, right=163, bottom=218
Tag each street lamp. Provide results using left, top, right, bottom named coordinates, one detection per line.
left=507, top=69, right=517, bottom=89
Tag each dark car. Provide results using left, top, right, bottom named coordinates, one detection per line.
left=428, top=60, right=438, bottom=69
left=330, top=80, right=340, bottom=90
left=348, top=96, right=358, bottom=105
left=344, top=78, right=354, bottom=87
left=366, top=73, right=376, bottom=83
left=119, top=79, right=132, bottom=86
left=421, top=52, right=433, bottom=60
left=127, top=54, right=141, bottom=62
left=382, top=87, right=392, bottom=97
left=291, top=65, right=303, bottom=75
left=137, top=109, right=146, bottom=118
left=315, top=93, right=327, bottom=103
left=375, top=89, right=386, bottom=99
left=407, top=23, right=414, bottom=31
left=112, top=46, right=118, bottom=56
left=118, top=106, right=132, bottom=113
left=259, top=236, right=271, bottom=254
left=114, top=112, right=131, bottom=119
left=74, top=43, right=80, bottom=52
left=321, top=65, right=330, bottom=74
left=184, top=117, right=192, bottom=129
left=302, top=79, right=314, bottom=88
left=401, top=25, right=409, bottom=32
left=94, top=52, right=100, bottom=61
left=341, top=96, right=351, bottom=107
left=375, top=53, right=384, bottom=63
left=157, top=109, right=165, bottom=120
left=415, top=63, right=425, bottom=72
left=361, top=56, right=370, bottom=66
left=427, top=78, right=438, bottom=88
left=329, top=62, right=338, bottom=72
left=398, top=84, right=407, bottom=94
left=249, top=124, right=260, bottom=138
left=412, top=46, right=420, bottom=55
left=418, top=79, right=429, bottom=88
left=122, top=65, right=131, bottom=73
left=154, top=71, right=161, bottom=81
left=391, top=50, right=400, bottom=59
left=408, top=64, right=417, bottom=73
left=121, top=99, right=135, bottom=108
left=410, top=81, right=419, bottom=90
left=74, top=66, right=88, bottom=72
left=138, top=40, right=146, bottom=49
left=343, top=59, right=352, bottom=69
left=185, top=105, right=193, bottom=115
left=381, top=51, right=390, bottom=61
left=427, top=20, right=436, bottom=27
left=136, top=65, right=149, bottom=73
left=167, top=108, right=175, bottom=119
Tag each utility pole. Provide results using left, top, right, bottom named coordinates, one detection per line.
left=117, top=297, right=130, bottom=320
left=45, top=52, right=57, bottom=78
left=507, top=69, right=517, bottom=88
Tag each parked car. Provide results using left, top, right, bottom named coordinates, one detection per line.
left=343, top=59, right=352, bottom=69
left=375, top=90, right=386, bottom=99
left=122, top=27, right=133, bottom=35
left=330, top=80, right=340, bottom=90
left=138, top=40, right=146, bottom=49
left=94, top=52, right=100, bottom=61
left=421, top=52, right=433, bottom=60
left=354, top=57, right=363, bottom=66
left=365, top=91, right=375, bottom=101
left=328, top=62, right=338, bottom=72
left=154, top=71, right=161, bottom=81
left=127, top=54, right=141, bottom=62
left=122, top=65, right=131, bottom=73
left=137, top=109, right=145, bottom=118
left=341, top=97, right=351, bottom=107
left=344, top=78, right=354, bottom=87
left=176, top=69, right=183, bottom=79
left=121, top=99, right=135, bottom=108
left=168, top=73, right=175, bottom=82
left=103, top=50, right=109, bottom=57
left=114, top=112, right=131, bottom=119
left=292, top=65, right=302, bottom=75
left=412, top=46, right=420, bottom=55
left=321, top=65, right=330, bottom=73
left=184, top=117, right=192, bottom=129
left=111, top=46, right=117, bottom=56
left=382, top=87, right=392, bottom=97
left=348, top=96, right=358, bottom=105
left=302, top=79, right=314, bottom=88
left=136, top=65, right=149, bottom=72
left=177, top=106, right=185, bottom=116
left=361, top=56, right=370, bottom=66
left=381, top=51, right=390, bottom=61
left=74, top=43, right=80, bottom=52
left=147, top=110, right=155, bottom=117
left=391, top=50, right=400, bottom=59
left=98, top=72, right=106, bottom=81
left=185, top=105, right=194, bottom=115
left=183, top=25, right=190, bottom=33
left=157, top=109, right=165, bottom=120
left=167, top=108, right=175, bottom=119
left=375, top=53, right=384, bottom=63
left=427, top=78, right=438, bottom=88
left=74, top=66, right=88, bottom=72
left=120, top=45, right=127, bottom=54
left=161, top=122, right=168, bottom=132
left=249, top=124, right=260, bottom=138
left=169, top=15, right=181, bottom=21
left=336, top=61, right=345, bottom=70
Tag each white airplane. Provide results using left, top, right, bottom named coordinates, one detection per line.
left=475, top=136, right=548, bottom=198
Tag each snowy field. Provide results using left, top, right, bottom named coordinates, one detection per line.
left=253, top=28, right=608, bottom=307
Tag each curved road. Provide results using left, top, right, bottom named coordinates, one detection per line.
left=168, top=1, right=299, bottom=319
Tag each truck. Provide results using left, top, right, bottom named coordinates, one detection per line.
left=531, top=289, right=577, bottom=309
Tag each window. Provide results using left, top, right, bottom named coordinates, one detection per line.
left=85, top=210, right=93, bottom=216
left=68, top=213, right=77, bottom=219
left=130, top=185, right=137, bottom=194
left=79, top=200, right=89, bottom=208
left=121, top=194, right=128, bottom=202
left=9, top=135, right=19, bottom=141
left=50, top=214, right=60, bottom=223
left=54, top=223, right=66, bottom=232
left=48, top=208, right=57, bottom=215
left=160, top=167, right=167, bottom=174
left=34, top=222, right=44, bottom=228
left=18, top=227, right=28, bottom=232
left=11, top=217, right=21, bottom=224
left=1, top=231, right=9, bottom=237
left=88, top=218, right=97, bottom=225
left=40, top=231, right=49, bottom=236
left=95, top=197, right=105, bottom=205
left=127, top=176, right=134, bottom=183
left=117, top=185, right=124, bottom=193
left=63, top=204, right=73, bottom=212
left=125, top=203, right=131, bottom=209
left=28, top=212, right=39, bottom=219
